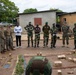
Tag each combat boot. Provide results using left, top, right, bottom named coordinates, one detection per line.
left=34, top=44, right=36, bottom=48
left=50, top=44, right=53, bottom=48
left=74, top=45, right=76, bottom=49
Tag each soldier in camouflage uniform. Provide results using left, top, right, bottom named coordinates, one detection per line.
left=5, top=25, right=14, bottom=50
left=24, top=22, right=34, bottom=47
left=61, top=23, right=69, bottom=47
left=42, top=22, right=50, bottom=47
left=73, top=23, right=76, bottom=49
left=0, top=26, right=6, bottom=53
left=34, top=24, right=41, bottom=48
left=50, top=23, right=58, bottom=48
left=26, top=54, right=52, bottom=75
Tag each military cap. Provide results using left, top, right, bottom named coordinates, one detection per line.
left=45, top=22, right=48, bottom=25
left=53, top=23, right=55, bottom=25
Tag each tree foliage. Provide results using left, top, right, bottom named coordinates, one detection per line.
left=23, top=8, right=38, bottom=13
left=0, top=0, right=19, bottom=23
left=50, top=8, right=63, bottom=12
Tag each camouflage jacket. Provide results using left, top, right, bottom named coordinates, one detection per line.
left=50, top=27, right=58, bottom=36
left=0, top=30, right=5, bottom=40
left=42, top=25, right=50, bottom=35
left=62, top=25, right=69, bottom=34
left=73, top=27, right=76, bottom=35
left=4, top=29, right=13, bottom=38
left=24, top=25, right=34, bottom=34
left=34, top=26, right=41, bottom=34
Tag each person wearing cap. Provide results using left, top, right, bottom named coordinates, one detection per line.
left=0, top=26, right=6, bottom=53
left=50, top=23, right=58, bottom=48
left=61, top=22, right=69, bottom=47
left=73, top=23, right=76, bottom=49
left=24, top=22, right=34, bottom=47
left=42, top=22, right=50, bottom=47
left=34, top=24, right=41, bottom=47
left=5, top=25, right=14, bottom=50
left=14, top=22, right=22, bottom=48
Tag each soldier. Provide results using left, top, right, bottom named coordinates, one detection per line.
left=5, top=25, right=14, bottom=50
left=42, top=22, right=50, bottom=47
left=26, top=55, right=52, bottom=75
left=24, top=22, right=34, bottom=47
left=0, top=26, right=6, bottom=53
left=61, top=22, right=69, bottom=47
left=73, top=23, right=76, bottom=49
left=34, top=24, right=41, bottom=48
left=50, top=23, right=58, bottom=48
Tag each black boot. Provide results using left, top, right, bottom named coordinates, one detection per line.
left=74, top=45, right=76, bottom=49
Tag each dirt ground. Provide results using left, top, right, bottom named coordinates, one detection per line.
left=0, top=39, right=76, bottom=75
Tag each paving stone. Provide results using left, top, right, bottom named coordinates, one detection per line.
left=57, top=70, right=62, bottom=75
left=54, top=61, right=62, bottom=67
left=70, top=50, right=76, bottom=54
left=67, top=71, right=74, bottom=74
left=67, top=57, right=73, bottom=62
left=57, top=55, right=66, bottom=59
left=73, top=58, right=76, bottom=63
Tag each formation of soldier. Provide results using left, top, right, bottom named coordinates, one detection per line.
left=24, top=22, right=76, bottom=49
left=24, top=22, right=61, bottom=48
left=0, top=25, right=14, bottom=54
left=0, top=22, right=76, bottom=54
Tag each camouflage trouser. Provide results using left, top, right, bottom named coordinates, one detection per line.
left=6, top=36, right=13, bottom=50
left=43, top=34, right=49, bottom=46
left=34, top=33, right=40, bottom=47
left=51, top=35, right=57, bottom=48
left=27, top=34, right=33, bottom=47
left=62, top=34, right=69, bottom=45
left=0, top=38, right=5, bottom=52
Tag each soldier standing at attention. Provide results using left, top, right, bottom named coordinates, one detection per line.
left=34, top=24, right=41, bottom=48
left=42, top=22, right=50, bottom=47
left=24, top=22, right=34, bottom=47
left=73, top=23, right=76, bottom=49
left=50, top=23, right=58, bottom=48
left=5, top=25, right=14, bottom=50
left=61, top=22, right=69, bottom=47
left=0, top=26, right=6, bottom=53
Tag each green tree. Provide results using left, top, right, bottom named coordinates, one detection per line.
left=23, top=8, right=38, bottom=13
left=50, top=8, right=63, bottom=12
left=0, top=0, right=19, bottom=23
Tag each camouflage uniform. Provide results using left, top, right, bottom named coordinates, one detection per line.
left=62, top=24, right=69, bottom=46
left=26, top=56, right=52, bottom=75
left=0, top=26, right=5, bottom=53
left=50, top=23, right=58, bottom=48
left=4, top=26, right=14, bottom=50
left=34, top=24, right=41, bottom=47
left=73, top=23, right=76, bottom=49
left=24, top=22, right=34, bottom=47
left=42, top=22, right=50, bottom=47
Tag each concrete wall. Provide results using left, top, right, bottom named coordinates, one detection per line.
left=19, top=11, right=56, bottom=32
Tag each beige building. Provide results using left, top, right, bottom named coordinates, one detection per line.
left=18, top=10, right=56, bottom=31
left=59, top=12, right=76, bottom=29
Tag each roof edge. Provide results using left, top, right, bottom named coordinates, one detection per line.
left=18, top=10, right=57, bottom=15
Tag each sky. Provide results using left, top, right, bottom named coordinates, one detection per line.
left=10, top=0, right=76, bottom=13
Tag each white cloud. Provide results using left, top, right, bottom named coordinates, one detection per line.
left=10, top=0, right=76, bottom=13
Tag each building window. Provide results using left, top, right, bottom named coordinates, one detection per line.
left=34, top=18, right=42, bottom=25
left=63, top=18, right=66, bottom=23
